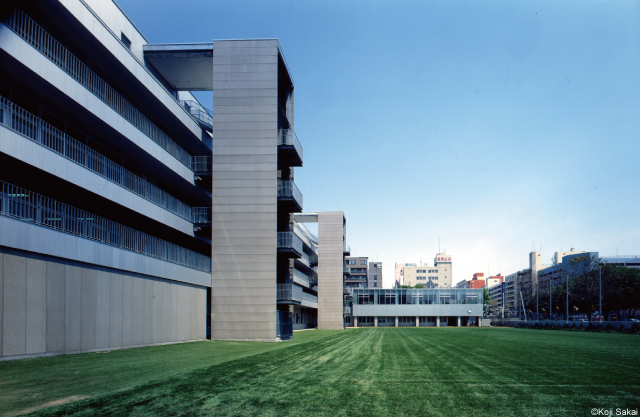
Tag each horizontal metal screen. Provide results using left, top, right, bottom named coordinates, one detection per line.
left=0, top=97, right=192, bottom=221
left=0, top=181, right=211, bottom=272
left=6, top=8, right=193, bottom=168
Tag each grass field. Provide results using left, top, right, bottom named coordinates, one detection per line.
left=1, top=328, right=638, bottom=416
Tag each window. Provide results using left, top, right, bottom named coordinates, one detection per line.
left=121, top=32, right=132, bottom=49
left=373, top=274, right=378, bottom=279
left=374, top=282, right=377, bottom=288
left=350, top=260, right=356, bottom=265
left=360, top=260, right=366, bottom=265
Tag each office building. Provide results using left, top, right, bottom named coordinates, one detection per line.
left=352, top=288, right=483, bottom=327
left=0, top=0, right=347, bottom=359
left=467, top=273, right=485, bottom=289
left=401, top=253, right=452, bottom=288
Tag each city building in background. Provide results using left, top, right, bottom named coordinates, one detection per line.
left=467, top=273, right=485, bottom=289
left=485, top=274, right=504, bottom=289
left=400, top=253, right=453, bottom=288
left=368, top=261, right=382, bottom=288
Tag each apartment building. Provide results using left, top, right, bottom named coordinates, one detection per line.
left=485, top=274, right=504, bottom=289
left=0, top=0, right=347, bottom=359
left=368, top=261, right=382, bottom=288
left=401, top=253, right=453, bottom=288
left=345, top=256, right=368, bottom=289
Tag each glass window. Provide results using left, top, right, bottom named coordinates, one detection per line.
left=360, top=260, right=366, bottom=265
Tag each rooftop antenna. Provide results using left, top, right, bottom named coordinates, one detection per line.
left=439, top=237, right=440, bottom=253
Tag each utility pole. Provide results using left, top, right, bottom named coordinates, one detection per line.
left=566, top=268, right=569, bottom=323
left=549, top=280, right=552, bottom=320
left=599, top=266, right=602, bottom=323
left=532, top=272, right=540, bottom=321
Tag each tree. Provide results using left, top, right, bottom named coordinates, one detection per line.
left=482, top=288, right=491, bottom=313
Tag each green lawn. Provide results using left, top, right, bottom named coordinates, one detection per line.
left=1, top=328, right=639, bottom=416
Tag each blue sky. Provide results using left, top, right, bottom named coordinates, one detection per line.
left=118, top=0, right=640, bottom=287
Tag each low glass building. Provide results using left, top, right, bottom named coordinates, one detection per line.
left=352, top=288, right=483, bottom=327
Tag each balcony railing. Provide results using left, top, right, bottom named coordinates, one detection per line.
left=192, top=156, right=212, bottom=173
left=302, top=291, right=318, bottom=304
left=192, top=207, right=211, bottom=224
left=308, top=253, right=318, bottom=265
left=0, top=181, right=211, bottom=272
left=344, top=306, right=352, bottom=314
left=278, top=129, right=303, bottom=161
left=277, top=284, right=303, bottom=303
left=344, top=245, right=351, bottom=254
left=6, top=8, right=193, bottom=168
left=277, top=180, right=303, bottom=209
left=277, top=231, right=303, bottom=255
left=180, top=100, right=213, bottom=127
left=0, top=97, right=192, bottom=221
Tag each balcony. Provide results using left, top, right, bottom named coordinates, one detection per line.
left=277, top=284, right=302, bottom=305
left=344, top=306, right=352, bottom=315
left=278, top=129, right=303, bottom=167
left=277, top=232, right=303, bottom=258
left=192, top=207, right=211, bottom=233
left=6, top=8, right=193, bottom=168
left=0, top=98, right=195, bottom=221
left=192, top=156, right=212, bottom=174
left=344, top=245, right=351, bottom=255
left=0, top=181, right=211, bottom=272
left=345, top=275, right=367, bottom=282
left=277, top=180, right=303, bottom=212
left=180, top=100, right=212, bottom=130
left=308, top=253, right=318, bottom=266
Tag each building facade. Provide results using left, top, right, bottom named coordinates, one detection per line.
left=352, top=288, right=483, bottom=327
left=0, top=0, right=349, bottom=359
left=0, top=1, right=212, bottom=359
left=401, top=253, right=452, bottom=288
left=368, top=261, right=382, bottom=288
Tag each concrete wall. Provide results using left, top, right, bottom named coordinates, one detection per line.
left=0, top=247, right=206, bottom=361
left=317, top=212, right=345, bottom=329
left=210, top=40, right=279, bottom=341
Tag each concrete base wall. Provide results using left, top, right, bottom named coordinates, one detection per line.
left=1, top=247, right=207, bottom=361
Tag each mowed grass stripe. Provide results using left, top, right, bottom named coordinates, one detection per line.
left=22, top=328, right=640, bottom=416
left=0, top=330, right=343, bottom=416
